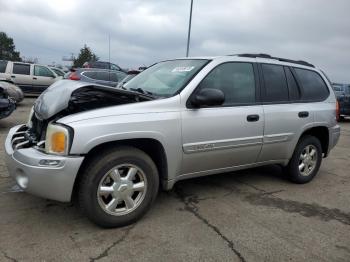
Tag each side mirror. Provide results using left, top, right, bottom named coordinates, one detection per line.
left=191, top=88, right=225, bottom=108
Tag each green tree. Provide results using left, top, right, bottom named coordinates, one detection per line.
left=0, top=32, right=21, bottom=61
left=73, top=44, right=99, bottom=67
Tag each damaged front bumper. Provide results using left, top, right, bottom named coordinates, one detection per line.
left=4, top=125, right=84, bottom=202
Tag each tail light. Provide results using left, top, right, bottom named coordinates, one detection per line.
left=69, top=72, right=80, bottom=81
left=336, top=100, right=340, bottom=121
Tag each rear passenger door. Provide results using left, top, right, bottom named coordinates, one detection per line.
left=257, top=64, right=315, bottom=162
left=10, top=63, right=33, bottom=92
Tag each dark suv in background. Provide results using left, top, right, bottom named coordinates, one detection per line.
left=333, top=83, right=350, bottom=119
left=83, top=61, right=126, bottom=72
left=66, top=68, right=127, bottom=87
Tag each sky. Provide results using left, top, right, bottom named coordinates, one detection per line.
left=0, top=0, right=349, bottom=82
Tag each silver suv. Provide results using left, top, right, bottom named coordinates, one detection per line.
left=5, top=54, right=340, bottom=227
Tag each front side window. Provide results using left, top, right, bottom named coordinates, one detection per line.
left=34, top=65, right=54, bottom=77
left=13, top=63, right=30, bottom=75
left=197, top=62, right=256, bottom=106
left=111, top=63, right=121, bottom=71
left=294, top=68, right=329, bottom=101
left=125, top=59, right=209, bottom=97
left=52, top=68, right=64, bottom=77
left=116, top=71, right=126, bottom=80
left=262, top=64, right=289, bottom=103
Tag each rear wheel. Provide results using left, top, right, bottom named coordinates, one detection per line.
left=78, top=146, right=159, bottom=228
left=287, top=135, right=322, bottom=184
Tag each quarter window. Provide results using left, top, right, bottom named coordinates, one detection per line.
left=13, top=63, right=30, bottom=75
left=197, top=62, right=256, bottom=106
left=294, top=68, right=329, bottom=101
left=262, top=64, right=288, bottom=103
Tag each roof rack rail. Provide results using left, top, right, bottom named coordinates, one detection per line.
left=235, top=53, right=315, bottom=68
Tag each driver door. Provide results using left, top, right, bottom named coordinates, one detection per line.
left=181, top=62, right=264, bottom=176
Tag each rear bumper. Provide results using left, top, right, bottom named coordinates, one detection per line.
left=328, top=125, right=340, bottom=154
left=4, top=125, right=84, bottom=202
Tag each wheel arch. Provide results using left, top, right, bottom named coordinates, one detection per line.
left=72, top=138, right=168, bottom=201
left=298, top=126, right=329, bottom=157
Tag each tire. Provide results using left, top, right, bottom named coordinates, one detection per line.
left=78, top=146, right=159, bottom=228
left=287, top=135, right=322, bottom=184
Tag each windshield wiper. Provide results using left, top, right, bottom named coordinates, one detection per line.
left=129, top=87, right=156, bottom=98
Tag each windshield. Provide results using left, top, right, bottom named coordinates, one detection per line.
left=124, top=59, right=209, bottom=97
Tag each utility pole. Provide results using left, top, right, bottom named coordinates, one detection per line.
left=108, top=34, right=111, bottom=65
left=186, top=0, right=193, bottom=57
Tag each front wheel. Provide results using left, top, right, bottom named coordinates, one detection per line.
left=78, top=146, right=159, bottom=228
left=287, top=135, right=322, bottom=184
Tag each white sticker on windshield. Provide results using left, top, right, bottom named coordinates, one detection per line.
left=172, top=66, right=195, bottom=72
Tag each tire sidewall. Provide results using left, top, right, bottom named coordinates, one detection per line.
left=288, top=136, right=322, bottom=183
left=80, top=148, right=159, bottom=227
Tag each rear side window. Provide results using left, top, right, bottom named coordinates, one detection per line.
left=82, top=71, right=97, bottom=79
left=13, top=63, right=30, bottom=75
left=95, top=72, right=111, bottom=81
left=0, top=60, right=7, bottom=73
left=262, top=64, right=288, bottom=103
left=109, top=72, right=118, bottom=82
left=294, top=68, right=329, bottom=101
left=285, top=67, right=300, bottom=101
left=198, top=62, right=256, bottom=106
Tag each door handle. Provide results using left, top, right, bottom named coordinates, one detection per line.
left=247, top=114, right=260, bottom=122
left=11, top=75, right=16, bottom=78
left=33, top=77, right=37, bottom=80
left=298, top=111, right=309, bottom=118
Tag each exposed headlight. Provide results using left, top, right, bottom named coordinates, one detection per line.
left=45, top=123, right=72, bottom=155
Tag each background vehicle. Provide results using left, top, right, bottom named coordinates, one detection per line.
left=333, top=83, right=350, bottom=119
left=65, top=68, right=126, bottom=87
left=5, top=54, right=340, bottom=227
left=83, top=61, right=126, bottom=72
left=50, top=67, right=65, bottom=77
left=0, top=81, right=24, bottom=103
left=0, top=86, right=16, bottom=119
left=0, top=60, right=60, bottom=94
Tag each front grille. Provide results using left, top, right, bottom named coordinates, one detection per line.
left=11, top=125, right=45, bottom=151
left=11, top=125, right=30, bottom=150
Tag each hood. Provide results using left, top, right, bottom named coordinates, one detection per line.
left=34, top=80, right=152, bottom=120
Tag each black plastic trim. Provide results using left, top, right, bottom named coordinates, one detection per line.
left=235, top=53, right=315, bottom=68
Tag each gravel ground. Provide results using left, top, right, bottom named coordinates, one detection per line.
left=0, top=98, right=349, bottom=262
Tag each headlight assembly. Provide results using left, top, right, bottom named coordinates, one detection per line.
left=45, top=123, right=73, bottom=155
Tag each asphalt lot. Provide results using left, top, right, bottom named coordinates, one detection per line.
left=0, top=98, right=349, bottom=262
